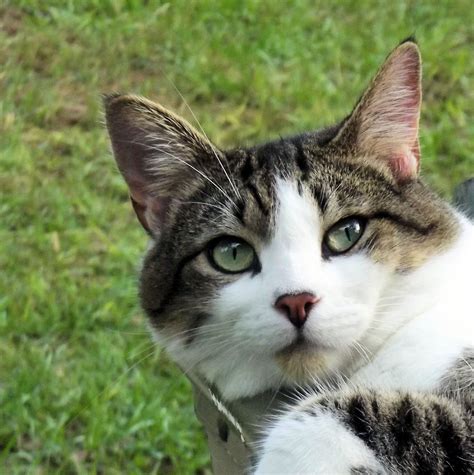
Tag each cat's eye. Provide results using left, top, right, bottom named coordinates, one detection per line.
left=208, top=237, right=258, bottom=274
left=324, top=218, right=365, bottom=255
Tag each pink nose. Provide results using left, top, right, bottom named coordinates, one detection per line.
left=274, top=292, right=320, bottom=328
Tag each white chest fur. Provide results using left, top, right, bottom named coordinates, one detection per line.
left=353, top=215, right=474, bottom=392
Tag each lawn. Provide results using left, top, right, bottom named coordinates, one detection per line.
left=0, top=1, right=472, bottom=473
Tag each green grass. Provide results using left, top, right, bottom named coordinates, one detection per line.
left=0, top=0, right=472, bottom=473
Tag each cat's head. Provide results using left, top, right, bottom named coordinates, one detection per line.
left=105, top=41, right=456, bottom=400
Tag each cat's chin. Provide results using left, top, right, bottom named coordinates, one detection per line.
left=275, top=338, right=331, bottom=383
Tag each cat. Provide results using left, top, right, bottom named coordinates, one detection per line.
left=104, top=40, right=473, bottom=474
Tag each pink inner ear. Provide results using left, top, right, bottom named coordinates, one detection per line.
left=389, top=94, right=421, bottom=183
left=130, top=196, right=151, bottom=233
left=390, top=142, right=420, bottom=184
left=127, top=176, right=170, bottom=234
left=130, top=194, right=171, bottom=235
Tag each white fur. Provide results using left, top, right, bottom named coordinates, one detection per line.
left=352, top=213, right=474, bottom=391
left=255, top=410, right=384, bottom=475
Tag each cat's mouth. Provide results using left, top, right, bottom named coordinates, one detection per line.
left=276, top=332, right=325, bottom=359
left=277, top=334, right=312, bottom=355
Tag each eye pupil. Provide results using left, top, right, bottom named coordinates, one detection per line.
left=345, top=227, right=352, bottom=241
left=232, top=247, right=237, bottom=260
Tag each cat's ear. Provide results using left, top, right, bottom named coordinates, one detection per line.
left=104, top=94, right=219, bottom=236
left=336, top=40, right=422, bottom=183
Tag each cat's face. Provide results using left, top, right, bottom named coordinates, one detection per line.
left=105, top=41, right=456, bottom=399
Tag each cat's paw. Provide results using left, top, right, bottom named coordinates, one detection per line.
left=254, top=407, right=385, bottom=475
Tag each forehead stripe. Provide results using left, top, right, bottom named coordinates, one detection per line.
left=233, top=199, right=246, bottom=225
left=247, top=182, right=269, bottom=216
left=240, top=154, right=254, bottom=182
left=312, top=184, right=329, bottom=213
left=294, top=140, right=310, bottom=179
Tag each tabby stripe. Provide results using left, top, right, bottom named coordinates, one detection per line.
left=390, top=396, right=414, bottom=457
left=294, top=141, right=310, bottom=178
left=334, top=159, right=402, bottom=197
left=256, top=147, right=267, bottom=168
left=359, top=232, right=379, bottom=253
left=368, top=211, right=435, bottom=236
left=370, top=398, right=379, bottom=417
left=312, top=185, right=329, bottom=213
left=297, top=180, right=304, bottom=196
left=234, top=199, right=246, bottom=225
left=145, top=248, right=203, bottom=320
left=432, top=403, right=470, bottom=474
left=240, top=155, right=254, bottom=182
left=347, top=395, right=374, bottom=442
left=247, top=182, right=269, bottom=216
left=185, top=312, right=210, bottom=345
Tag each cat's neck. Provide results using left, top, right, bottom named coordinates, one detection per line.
left=361, top=211, right=474, bottom=357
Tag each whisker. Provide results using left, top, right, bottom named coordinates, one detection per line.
left=165, top=73, right=243, bottom=201
left=114, top=135, right=238, bottom=208
left=179, top=200, right=236, bottom=219
left=147, top=142, right=239, bottom=208
left=351, top=340, right=372, bottom=364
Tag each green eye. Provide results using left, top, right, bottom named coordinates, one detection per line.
left=209, top=237, right=258, bottom=274
left=325, top=218, right=365, bottom=254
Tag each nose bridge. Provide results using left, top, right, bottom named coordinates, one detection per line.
left=260, top=247, right=322, bottom=308
left=261, top=178, right=323, bottom=295
left=278, top=247, right=321, bottom=289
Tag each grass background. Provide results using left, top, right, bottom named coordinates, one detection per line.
left=1, top=0, right=472, bottom=473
